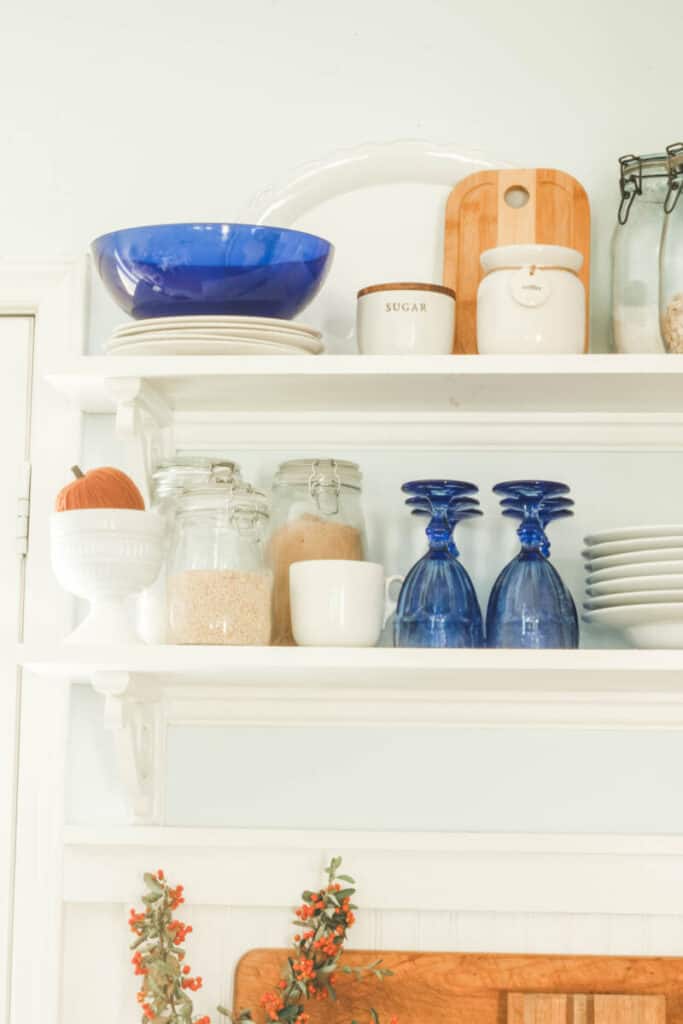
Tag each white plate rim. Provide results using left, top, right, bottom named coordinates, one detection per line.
left=113, top=315, right=321, bottom=336
left=587, top=574, right=683, bottom=596
left=583, top=589, right=683, bottom=609
left=583, top=535, right=683, bottom=557
left=108, top=338, right=318, bottom=356
left=582, top=602, right=683, bottom=624
left=585, top=525, right=683, bottom=544
left=585, top=548, right=683, bottom=571
left=587, top=560, right=683, bottom=583
left=106, top=331, right=323, bottom=354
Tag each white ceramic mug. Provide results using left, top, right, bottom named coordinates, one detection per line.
left=356, top=282, right=455, bottom=355
left=289, top=560, right=402, bottom=647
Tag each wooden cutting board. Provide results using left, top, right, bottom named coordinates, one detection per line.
left=443, top=168, right=591, bottom=354
left=235, top=950, right=680, bottom=1024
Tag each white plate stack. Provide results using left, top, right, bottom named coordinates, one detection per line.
left=582, top=525, right=683, bottom=648
left=105, top=316, right=324, bottom=356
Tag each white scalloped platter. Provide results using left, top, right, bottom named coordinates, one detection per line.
left=243, top=140, right=509, bottom=353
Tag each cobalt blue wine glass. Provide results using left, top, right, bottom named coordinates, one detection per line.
left=486, top=480, right=578, bottom=649
left=394, top=480, right=484, bottom=648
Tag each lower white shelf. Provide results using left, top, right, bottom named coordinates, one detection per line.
left=22, top=645, right=683, bottom=823
left=19, top=644, right=683, bottom=720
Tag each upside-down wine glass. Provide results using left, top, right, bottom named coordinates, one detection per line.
left=486, top=480, right=578, bottom=649
left=394, top=480, right=484, bottom=648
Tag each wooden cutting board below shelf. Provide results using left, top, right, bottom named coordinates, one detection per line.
left=235, top=951, right=682, bottom=1024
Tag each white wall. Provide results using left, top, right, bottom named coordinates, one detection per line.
left=2, top=0, right=682, bottom=345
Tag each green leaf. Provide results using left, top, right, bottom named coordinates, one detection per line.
left=216, top=1008, right=231, bottom=1019
left=278, top=1005, right=301, bottom=1022
left=370, top=1009, right=380, bottom=1024
left=335, top=874, right=355, bottom=883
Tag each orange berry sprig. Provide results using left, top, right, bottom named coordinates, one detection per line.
left=219, top=857, right=391, bottom=1024
left=129, top=869, right=210, bottom=1024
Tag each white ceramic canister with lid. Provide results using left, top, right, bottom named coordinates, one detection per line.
left=477, top=244, right=585, bottom=354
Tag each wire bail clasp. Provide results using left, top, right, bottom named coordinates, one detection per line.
left=618, top=154, right=642, bottom=225
left=664, top=143, right=683, bottom=215
left=308, top=459, right=341, bottom=516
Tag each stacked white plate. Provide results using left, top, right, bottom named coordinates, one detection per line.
left=105, top=316, right=324, bottom=356
left=582, top=525, right=683, bottom=647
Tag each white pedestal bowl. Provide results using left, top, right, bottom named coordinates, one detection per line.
left=50, top=509, right=165, bottom=644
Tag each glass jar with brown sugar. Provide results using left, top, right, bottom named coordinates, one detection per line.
left=269, top=459, right=366, bottom=645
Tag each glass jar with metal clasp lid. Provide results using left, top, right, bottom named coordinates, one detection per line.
left=660, top=143, right=683, bottom=353
left=167, top=482, right=272, bottom=646
left=612, top=151, right=669, bottom=353
left=269, top=458, right=366, bottom=645
left=136, top=456, right=242, bottom=643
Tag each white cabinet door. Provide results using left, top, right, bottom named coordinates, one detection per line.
left=0, top=316, right=33, bottom=1022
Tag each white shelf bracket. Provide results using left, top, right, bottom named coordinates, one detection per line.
left=92, top=670, right=163, bottom=825
left=105, top=377, right=174, bottom=505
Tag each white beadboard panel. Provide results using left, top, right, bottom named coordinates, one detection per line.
left=62, top=903, right=683, bottom=1024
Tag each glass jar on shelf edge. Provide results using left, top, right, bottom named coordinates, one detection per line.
left=660, top=143, right=683, bottom=353
left=612, top=152, right=669, bottom=354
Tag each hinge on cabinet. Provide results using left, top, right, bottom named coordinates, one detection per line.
left=16, top=461, right=31, bottom=557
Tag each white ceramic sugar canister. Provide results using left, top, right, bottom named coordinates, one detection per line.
left=356, top=282, right=455, bottom=354
left=477, top=244, right=585, bottom=354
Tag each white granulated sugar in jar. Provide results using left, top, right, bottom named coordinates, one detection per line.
left=168, top=569, right=272, bottom=645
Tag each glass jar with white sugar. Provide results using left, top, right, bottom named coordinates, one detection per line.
left=612, top=152, right=668, bottom=353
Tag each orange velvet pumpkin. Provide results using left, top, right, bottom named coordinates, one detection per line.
left=55, top=466, right=145, bottom=512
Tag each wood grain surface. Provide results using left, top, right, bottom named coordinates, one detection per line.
left=508, top=993, right=667, bottom=1024
left=443, top=168, right=591, bottom=354
left=235, top=951, right=682, bottom=1024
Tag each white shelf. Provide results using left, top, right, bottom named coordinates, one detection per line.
left=20, top=643, right=683, bottom=703
left=24, top=645, right=683, bottom=822
left=46, top=353, right=683, bottom=415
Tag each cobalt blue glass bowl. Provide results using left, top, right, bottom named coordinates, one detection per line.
left=90, top=222, right=334, bottom=320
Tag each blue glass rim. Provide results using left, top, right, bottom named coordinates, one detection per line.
left=412, top=507, right=483, bottom=519
left=402, top=479, right=478, bottom=495
left=405, top=495, right=480, bottom=506
left=493, top=480, right=570, bottom=496
left=90, top=221, right=333, bottom=254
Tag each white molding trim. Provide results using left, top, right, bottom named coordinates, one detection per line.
left=63, top=826, right=683, bottom=917
left=0, top=262, right=87, bottom=1024
left=175, top=412, right=683, bottom=453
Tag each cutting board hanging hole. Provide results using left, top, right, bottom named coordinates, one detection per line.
left=504, top=186, right=530, bottom=208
